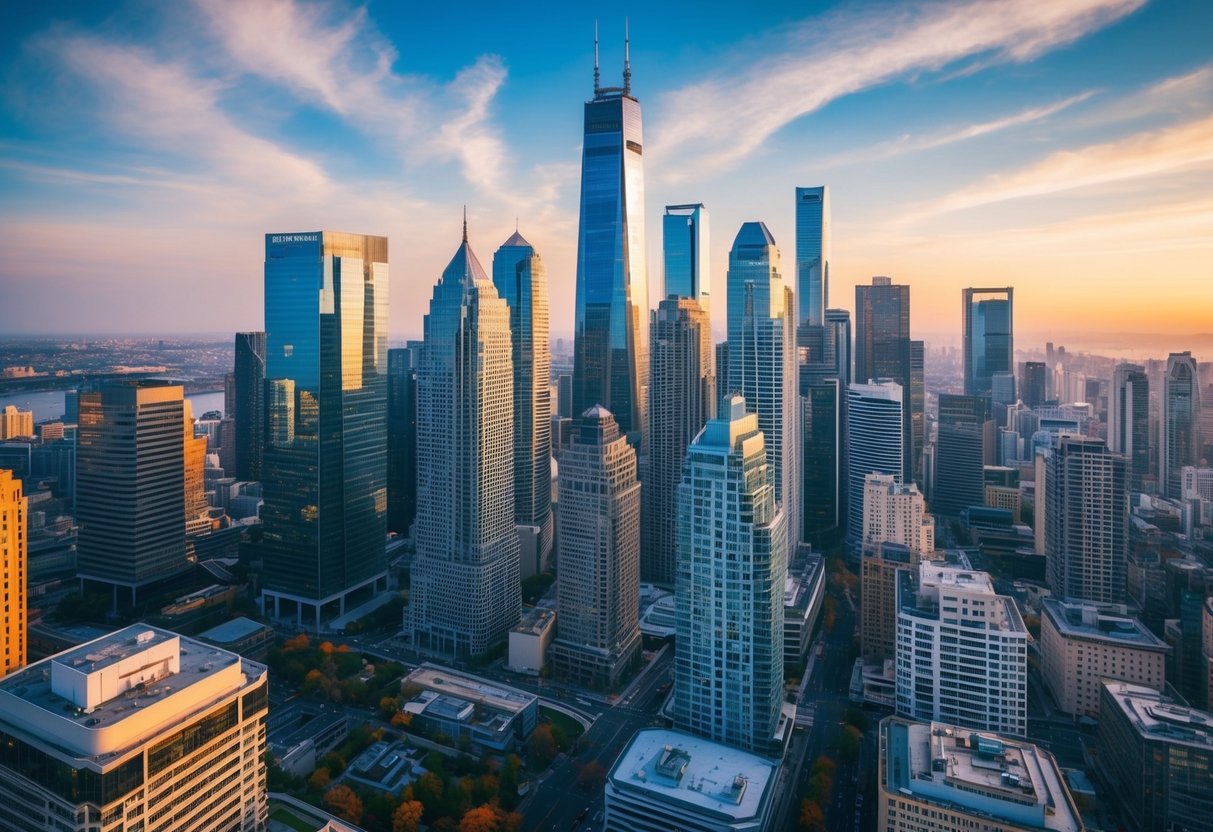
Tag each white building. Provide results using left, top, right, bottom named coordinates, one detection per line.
left=0, top=625, right=268, bottom=832
left=847, top=380, right=904, bottom=541
left=604, top=728, right=779, bottom=832
left=861, top=473, right=933, bottom=555
left=896, top=562, right=1028, bottom=737
left=507, top=607, right=556, bottom=675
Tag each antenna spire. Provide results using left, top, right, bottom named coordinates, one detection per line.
left=623, top=18, right=631, bottom=94
left=462, top=205, right=467, bottom=243
left=594, top=21, right=600, bottom=95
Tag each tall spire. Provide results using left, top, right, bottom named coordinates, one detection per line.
left=593, top=21, right=600, bottom=95
left=623, top=18, right=631, bottom=95
left=462, top=205, right=468, bottom=243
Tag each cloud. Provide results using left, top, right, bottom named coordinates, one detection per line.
left=648, top=0, right=1145, bottom=180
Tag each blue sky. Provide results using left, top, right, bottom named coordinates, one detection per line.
left=1, top=0, right=1211, bottom=347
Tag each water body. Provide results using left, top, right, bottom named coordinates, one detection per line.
left=0, top=390, right=225, bottom=423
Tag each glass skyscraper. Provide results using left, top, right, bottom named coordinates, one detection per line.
left=847, top=380, right=904, bottom=542
left=855, top=277, right=915, bottom=482
left=963, top=287, right=1014, bottom=397
left=1110, top=362, right=1150, bottom=492
left=932, top=394, right=993, bottom=517
left=1162, top=351, right=1201, bottom=500
left=572, top=43, right=648, bottom=448
left=232, top=331, right=266, bottom=481
left=795, top=185, right=830, bottom=330
left=260, top=232, right=389, bottom=627
left=662, top=203, right=709, bottom=307
left=386, top=344, right=419, bottom=537
left=799, top=309, right=851, bottom=546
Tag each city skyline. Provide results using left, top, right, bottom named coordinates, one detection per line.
left=1, top=0, right=1211, bottom=346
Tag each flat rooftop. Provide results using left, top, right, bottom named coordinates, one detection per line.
left=404, top=664, right=536, bottom=715
left=198, top=616, right=272, bottom=644
left=513, top=607, right=556, bottom=636
left=1042, top=599, right=1168, bottom=650
left=608, top=728, right=777, bottom=822
left=1103, top=682, right=1213, bottom=750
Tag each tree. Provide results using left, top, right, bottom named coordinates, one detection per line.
left=458, top=805, right=500, bottom=832
left=838, top=724, right=862, bottom=762
left=575, top=761, right=606, bottom=791
left=799, top=799, right=825, bottom=831
left=307, top=767, right=331, bottom=792
left=324, top=785, right=364, bottom=825
left=393, top=800, right=424, bottom=832
left=283, top=633, right=310, bottom=651
left=527, top=724, right=558, bottom=768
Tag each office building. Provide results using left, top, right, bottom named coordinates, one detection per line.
left=962, top=287, right=1014, bottom=397
left=572, top=35, right=648, bottom=447
left=182, top=400, right=209, bottom=537
left=1162, top=352, right=1201, bottom=500
left=795, top=185, right=829, bottom=329
left=784, top=550, right=825, bottom=668
left=0, top=625, right=268, bottom=832
left=1110, top=362, right=1150, bottom=491
left=386, top=344, right=419, bottom=537
left=399, top=664, right=537, bottom=756
left=855, top=276, right=915, bottom=481
left=800, top=308, right=851, bottom=545
left=1096, top=682, right=1213, bottom=832
left=493, top=231, right=554, bottom=576
left=408, top=225, right=520, bottom=658
left=896, top=562, right=1028, bottom=736
left=662, top=203, right=709, bottom=307
left=672, top=395, right=788, bottom=755
left=232, top=331, right=266, bottom=481
left=604, top=728, right=779, bottom=832
left=0, top=406, right=33, bottom=440
left=910, top=339, right=924, bottom=481
left=260, top=231, right=388, bottom=626
left=644, top=296, right=714, bottom=585
left=1204, top=596, right=1213, bottom=709
left=726, top=221, right=800, bottom=550
left=846, top=380, right=904, bottom=541
left=551, top=406, right=642, bottom=687
left=0, top=469, right=25, bottom=676
left=1044, top=436, right=1128, bottom=605
left=878, top=717, right=1082, bottom=832
left=933, top=394, right=994, bottom=516
left=77, top=382, right=189, bottom=605
left=861, top=473, right=933, bottom=553
left=1021, top=361, right=1047, bottom=408
left=557, top=372, right=573, bottom=420
left=1040, top=599, right=1168, bottom=718
left=862, top=543, right=916, bottom=663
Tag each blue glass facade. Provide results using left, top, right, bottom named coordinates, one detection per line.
left=260, top=232, right=388, bottom=618
left=795, top=186, right=829, bottom=330
left=963, top=288, right=1014, bottom=397
left=662, top=203, right=708, bottom=308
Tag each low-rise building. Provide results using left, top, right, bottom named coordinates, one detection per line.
left=198, top=615, right=275, bottom=660
left=507, top=606, right=556, bottom=675
left=877, top=716, right=1083, bottom=832
left=1040, top=599, right=1169, bottom=717
left=604, top=728, right=779, bottom=832
left=400, top=664, right=537, bottom=754
left=341, top=739, right=426, bottom=797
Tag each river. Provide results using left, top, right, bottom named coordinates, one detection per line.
left=0, top=389, right=226, bottom=422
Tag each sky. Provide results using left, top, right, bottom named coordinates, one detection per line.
left=1, top=0, right=1211, bottom=350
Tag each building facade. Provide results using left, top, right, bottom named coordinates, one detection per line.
left=962, top=287, right=1014, bottom=397
left=932, top=393, right=994, bottom=517
left=846, top=380, right=904, bottom=541
left=0, top=406, right=33, bottom=440
left=232, top=331, right=266, bottom=481
left=662, top=203, right=709, bottom=307
left=0, top=469, right=25, bottom=676
left=795, top=185, right=829, bottom=329
left=386, top=344, right=419, bottom=537
left=861, top=473, right=934, bottom=555
left=855, top=277, right=915, bottom=481
left=1162, top=352, right=1201, bottom=500
left=800, top=308, right=851, bottom=546
left=1110, top=362, right=1150, bottom=491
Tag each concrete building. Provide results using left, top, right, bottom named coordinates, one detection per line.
left=399, top=665, right=537, bottom=755
left=197, top=616, right=275, bottom=660
left=1040, top=599, right=1169, bottom=717
left=0, top=405, right=33, bottom=440
left=0, top=625, right=268, bottom=832
left=878, top=717, right=1082, bottom=832
left=896, top=562, right=1028, bottom=736
left=604, top=728, right=779, bottom=832
left=0, top=469, right=26, bottom=676
left=861, top=473, right=934, bottom=554
left=506, top=607, right=556, bottom=675
left=784, top=549, right=825, bottom=668
left=1096, top=681, right=1213, bottom=832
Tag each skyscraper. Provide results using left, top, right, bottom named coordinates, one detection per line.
left=910, top=339, right=925, bottom=481
left=1021, top=361, right=1047, bottom=408
left=1162, top=352, right=1201, bottom=500
left=409, top=225, right=520, bottom=659
left=1045, top=436, right=1128, bottom=605
left=855, top=277, right=915, bottom=481
left=933, top=394, right=995, bottom=517
left=726, top=221, right=800, bottom=550
left=77, top=381, right=188, bottom=606
left=847, top=380, right=904, bottom=541
left=493, top=231, right=554, bottom=577
left=673, top=395, right=787, bottom=755
left=572, top=32, right=648, bottom=447
left=662, top=203, right=709, bottom=307
left=182, top=399, right=209, bottom=537
left=795, top=185, right=830, bottom=330
left=386, top=344, right=419, bottom=537
left=551, top=406, right=642, bottom=687
left=232, top=331, right=266, bottom=481
left=260, top=232, right=388, bottom=627
left=800, top=308, right=851, bottom=545
left=644, top=296, right=714, bottom=586
left=0, top=469, right=26, bottom=676
left=1110, top=362, right=1150, bottom=492
left=963, top=287, right=1014, bottom=397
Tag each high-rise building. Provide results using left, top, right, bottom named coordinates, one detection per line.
left=409, top=225, right=520, bottom=659
left=846, top=380, right=904, bottom=541
left=644, top=297, right=714, bottom=586
left=1020, top=361, right=1047, bottom=408
left=1045, top=436, right=1128, bottom=605
left=673, top=395, right=788, bottom=755
left=910, top=339, right=925, bottom=481
left=1110, top=362, right=1150, bottom=492
left=551, top=406, right=641, bottom=687
left=0, top=406, right=33, bottom=440
left=572, top=35, right=648, bottom=447
left=1162, top=352, right=1201, bottom=500
left=962, top=287, right=1014, bottom=397
left=0, top=625, right=268, bottom=831
left=386, top=344, right=419, bottom=537
left=662, top=203, right=709, bottom=307
left=182, top=400, right=209, bottom=537
left=726, top=221, right=800, bottom=550
left=896, top=562, right=1028, bottom=736
left=795, top=185, right=829, bottom=329
left=933, top=394, right=994, bottom=516
left=77, top=382, right=188, bottom=605
left=855, top=277, right=915, bottom=481
left=493, top=231, right=554, bottom=577
left=860, top=473, right=934, bottom=554
left=0, top=469, right=25, bottom=676
left=260, top=231, right=388, bottom=626
left=800, top=308, right=851, bottom=545
left=232, top=331, right=266, bottom=481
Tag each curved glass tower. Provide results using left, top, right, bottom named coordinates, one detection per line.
left=572, top=34, right=648, bottom=448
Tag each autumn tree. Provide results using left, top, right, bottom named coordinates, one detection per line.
left=799, top=799, right=825, bottom=831
left=307, top=767, right=331, bottom=792
left=393, top=799, right=424, bottom=832
left=324, top=785, right=364, bottom=825
left=458, top=804, right=501, bottom=832
left=527, top=724, right=558, bottom=768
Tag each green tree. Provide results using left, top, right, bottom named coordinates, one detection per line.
left=526, top=724, right=558, bottom=769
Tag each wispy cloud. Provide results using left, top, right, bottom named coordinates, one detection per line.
left=648, top=0, right=1145, bottom=180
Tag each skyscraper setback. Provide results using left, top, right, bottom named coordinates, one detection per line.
left=572, top=33, right=648, bottom=448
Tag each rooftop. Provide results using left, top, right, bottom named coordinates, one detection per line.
left=1042, top=599, right=1168, bottom=651
left=609, top=728, right=778, bottom=822
left=513, top=607, right=557, bottom=637
left=1102, top=681, right=1213, bottom=750
left=198, top=616, right=272, bottom=644
left=404, top=664, right=536, bottom=715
